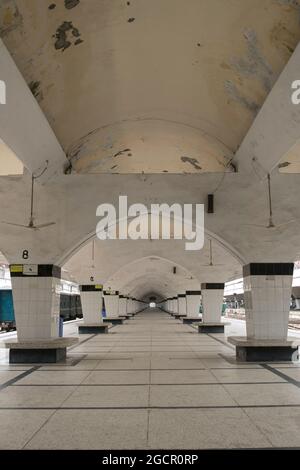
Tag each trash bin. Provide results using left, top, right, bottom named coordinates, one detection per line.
left=59, top=316, right=64, bottom=337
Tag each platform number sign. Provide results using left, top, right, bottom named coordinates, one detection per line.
left=22, top=250, right=29, bottom=260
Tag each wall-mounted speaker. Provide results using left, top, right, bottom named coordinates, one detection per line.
left=207, top=194, right=214, bottom=213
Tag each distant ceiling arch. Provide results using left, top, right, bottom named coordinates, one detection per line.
left=57, top=221, right=246, bottom=267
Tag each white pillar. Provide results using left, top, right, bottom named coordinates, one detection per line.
left=103, top=290, right=119, bottom=317
left=80, top=285, right=103, bottom=325
left=186, top=290, right=201, bottom=318
left=133, top=299, right=139, bottom=312
left=178, top=295, right=187, bottom=315
left=118, top=296, right=128, bottom=316
left=128, top=298, right=134, bottom=313
left=201, top=283, right=225, bottom=323
left=10, top=264, right=61, bottom=340
left=243, top=263, right=293, bottom=340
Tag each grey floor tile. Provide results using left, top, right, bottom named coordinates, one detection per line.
left=212, top=368, right=287, bottom=383
left=151, top=369, right=217, bottom=384
left=150, top=384, right=237, bottom=407
left=0, top=385, right=76, bottom=408
left=25, top=409, right=148, bottom=449
left=83, top=370, right=149, bottom=385
left=16, top=370, right=91, bottom=385
left=0, top=370, right=29, bottom=385
left=224, top=383, right=300, bottom=406
left=63, top=385, right=149, bottom=407
left=148, top=408, right=271, bottom=448
left=244, top=406, right=300, bottom=447
left=0, top=409, right=53, bottom=449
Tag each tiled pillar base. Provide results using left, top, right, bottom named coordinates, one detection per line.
left=174, top=313, right=186, bottom=319
left=182, top=317, right=202, bottom=324
left=103, top=317, right=124, bottom=325
left=4, top=337, right=78, bottom=364
left=9, top=347, right=67, bottom=363
left=78, top=324, right=109, bottom=334
left=236, top=345, right=298, bottom=362
left=198, top=323, right=225, bottom=333
left=228, top=336, right=300, bottom=362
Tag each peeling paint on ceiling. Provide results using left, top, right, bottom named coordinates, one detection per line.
left=1, top=0, right=300, bottom=174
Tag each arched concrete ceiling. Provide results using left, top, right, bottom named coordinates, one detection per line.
left=1, top=0, right=300, bottom=173
left=63, top=236, right=242, bottom=285
left=103, top=256, right=201, bottom=297
left=1, top=169, right=300, bottom=265
left=1, top=2, right=300, bottom=269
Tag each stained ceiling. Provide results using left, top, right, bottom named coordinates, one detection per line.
left=1, top=0, right=300, bottom=173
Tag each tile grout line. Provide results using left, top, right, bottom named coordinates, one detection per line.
left=21, top=325, right=123, bottom=449
left=261, top=363, right=300, bottom=388
left=10, top=381, right=288, bottom=387
left=2, top=404, right=300, bottom=410
left=21, top=350, right=99, bottom=449
left=0, top=365, right=41, bottom=391
left=207, top=362, right=274, bottom=447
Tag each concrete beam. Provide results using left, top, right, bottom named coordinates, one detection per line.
left=0, top=40, right=67, bottom=183
left=236, top=43, right=300, bottom=174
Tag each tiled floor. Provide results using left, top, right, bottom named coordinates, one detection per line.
left=1, top=309, right=300, bottom=449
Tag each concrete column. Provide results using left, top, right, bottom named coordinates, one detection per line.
left=80, top=285, right=103, bottom=324
left=185, top=290, right=201, bottom=319
left=133, top=298, right=141, bottom=313
left=78, top=284, right=108, bottom=334
left=178, top=294, right=187, bottom=316
left=119, top=295, right=128, bottom=317
left=295, top=299, right=300, bottom=309
left=7, top=264, right=77, bottom=363
left=10, top=264, right=61, bottom=340
left=127, top=298, right=134, bottom=313
left=103, top=290, right=124, bottom=324
left=228, top=263, right=299, bottom=361
left=199, top=283, right=226, bottom=333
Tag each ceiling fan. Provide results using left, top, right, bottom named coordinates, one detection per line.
left=1, top=165, right=56, bottom=231
left=199, top=239, right=225, bottom=267
left=82, top=239, right=96, bottom=269
left=242, top=173, right=298, bottom=230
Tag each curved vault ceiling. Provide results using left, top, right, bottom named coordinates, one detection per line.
left=104, top=256, right=201, bottom=298
left=1, top=0, right=300, bottom=173
left=63, top=236, right=242, bottom=292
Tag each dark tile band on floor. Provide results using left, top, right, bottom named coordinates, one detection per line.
left=0, top=309, right=300, bottom=449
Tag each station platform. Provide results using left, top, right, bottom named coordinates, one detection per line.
left=0, top=310, right=300, bottom=449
